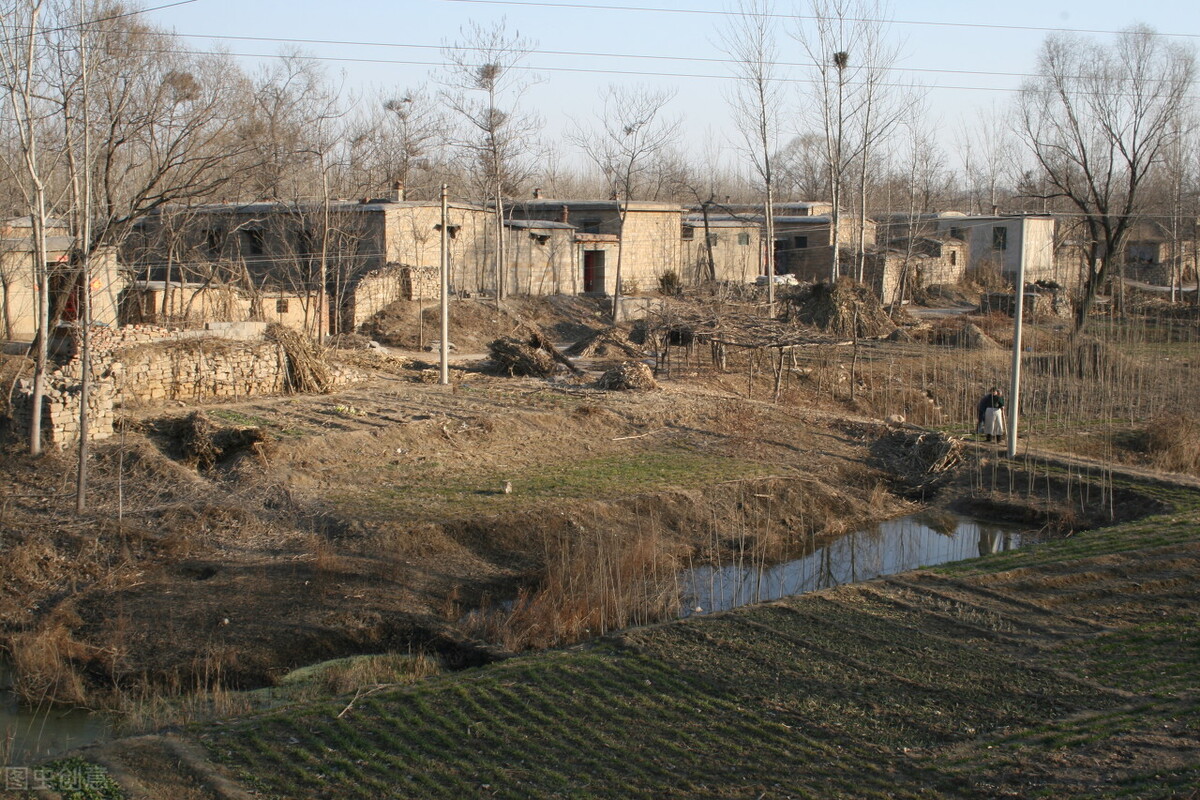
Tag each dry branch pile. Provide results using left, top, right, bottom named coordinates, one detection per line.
left=788, top=280, right=897, bottom=339
left=596, top=361, right=658, bottom=391
left=488, top=323, right=582, bottom=377
left=951, top=322, right=1002, bottom=351
left=566, top=328, right=646, bottom=359
left=164, top=411, right=268, bottom=470
left=872, top=429, right=963, bottom=495
left=267, top=324, right=333, bottom=393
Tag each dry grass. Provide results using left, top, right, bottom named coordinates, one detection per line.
left=8, top=623, right=93, bottom=706
left=310, top=652, right=441, bottom=695
left=1145, top=415, right=1200, bottom=476
left=462, top=523, right=686, bottom=651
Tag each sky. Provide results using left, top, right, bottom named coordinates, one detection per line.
left=141, top=0, right=1200, bottom=177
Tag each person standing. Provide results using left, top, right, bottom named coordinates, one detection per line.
left=977, top=387, right=1006, bottom=442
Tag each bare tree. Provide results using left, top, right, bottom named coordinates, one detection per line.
left=956, top=103, right=1016, bottom=215
left=442, top=19, right=541, bottom=302
left=774, top=133, right=827, bottom=200
left=570, top=84, right=680, bottom=320
left=0, top=0, right=57, bottom=455
left=721, top=0, right=783, bottom=313
left=1018, top=26, right=1196, bottom=332
left=794, top=0, right=903, bottom=283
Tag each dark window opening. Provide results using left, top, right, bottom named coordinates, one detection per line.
left=434, top=223, right=460, bottom=239
left=531, top=233, right=550, bottom=245
left=794, top=235, right=809, bottom=249
left=275, top=298, right=289, bottom=314
left=203, top=229, right=221, bottom=257
left=992, top=226, right=1007, bottom=251
left=681, top=225, right=695, bottom=241
left=243, top=229, right=265, bottom=257
left=949, top=251, right=957, bottom=266
left=737, top=232, right=751, bottom=246
left=580, top=217, right=602, bottom=234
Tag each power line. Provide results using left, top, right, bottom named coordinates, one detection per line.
left=435, top=0, right=1200, bottom=40
left=169, top=30, right=1046, bottom=83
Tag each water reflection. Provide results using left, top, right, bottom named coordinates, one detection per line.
left=0, top=660, right=111, bottom=765
left=681, top=513, right=1026, bottom=616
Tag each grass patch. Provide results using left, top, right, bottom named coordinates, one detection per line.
left=332, top=449, right=773, bottom=521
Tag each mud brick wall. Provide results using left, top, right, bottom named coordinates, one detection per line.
left=11, top=377, right=116, bottom=448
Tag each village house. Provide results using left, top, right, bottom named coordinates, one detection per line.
left=861, top=235, right=970, bottom=306
left=503, top=218, right=579, bottom=296
left=122, top=189, right=494, bottom=334
left=773, top=213, right=877, bottom=281
left=1122, top=219, right=1199, bottom=286
left=681, top=214, right=762, bottom=284
left=507, top=198, right=682, bottom=295
left=930, top=213, right=1062, bottom=285
left=0, top=216, right=124, bottom=346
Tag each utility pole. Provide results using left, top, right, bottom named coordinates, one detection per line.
left=439, top=183, right=450, bottom=386
left=1007, top=220, right=1026, bottom=458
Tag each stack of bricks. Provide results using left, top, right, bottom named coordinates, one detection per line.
left=11, top=377, right=115, bottom=448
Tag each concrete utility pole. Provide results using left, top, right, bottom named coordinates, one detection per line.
left=1007, top=220, right=1026, bottom=458
left=439, top=183, right=450, bottom=386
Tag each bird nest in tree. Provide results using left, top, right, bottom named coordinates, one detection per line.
left=596, top=361, right=658, bottom=391
left=488, top=322, right=582, bottom=378
left=788, top=279, right=897, bottom=339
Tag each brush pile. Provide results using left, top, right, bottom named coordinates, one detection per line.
left=267, top=323, right=333, bottom=393
left=566, top=327, right=646, bottom=360
left=488, top=323, right=581, bottom=377
left=950, top=322, right=1002, bottom=351
left=871, top=429, right=963, bottom=496
left=165, top=411, right=268, bottom=470
left=788, top=279, right=896, bottom=339
left=596, top=361, right=658, bottom=391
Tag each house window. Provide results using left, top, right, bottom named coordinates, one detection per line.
left=681, top=225, right=695, bottom=241
left=992, top=226, right=1007, bottom=251
left=580, top=217, right=602, bottom=234
left=243, top=229, right=265, bottom=257
left=275, top=298, right=289, bottom=314
left=737, top=232, right=751, bottom=246
left=949, top=251, right=957, bottom=266
left=203, top=229, right=221, bottom=257
left=794, top=235, right=809, bottom=249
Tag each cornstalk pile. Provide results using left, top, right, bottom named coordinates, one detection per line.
left=267, top=323, right=333, bottom=394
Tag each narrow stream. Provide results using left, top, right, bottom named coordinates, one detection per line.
left=681, top=512, right=1029, bottom=616
left=0, top=660, right=112, bottom=766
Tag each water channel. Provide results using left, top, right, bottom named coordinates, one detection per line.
left=2, top=512, right=1027, bottom=764
left=0, top=660, right=112, bottom=766
left=680, top=512, right=1029, bottom=616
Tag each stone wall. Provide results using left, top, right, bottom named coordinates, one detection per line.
left=11, top=378, right=115, bottom=448
left=10, top=323, right=360, bottom=447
